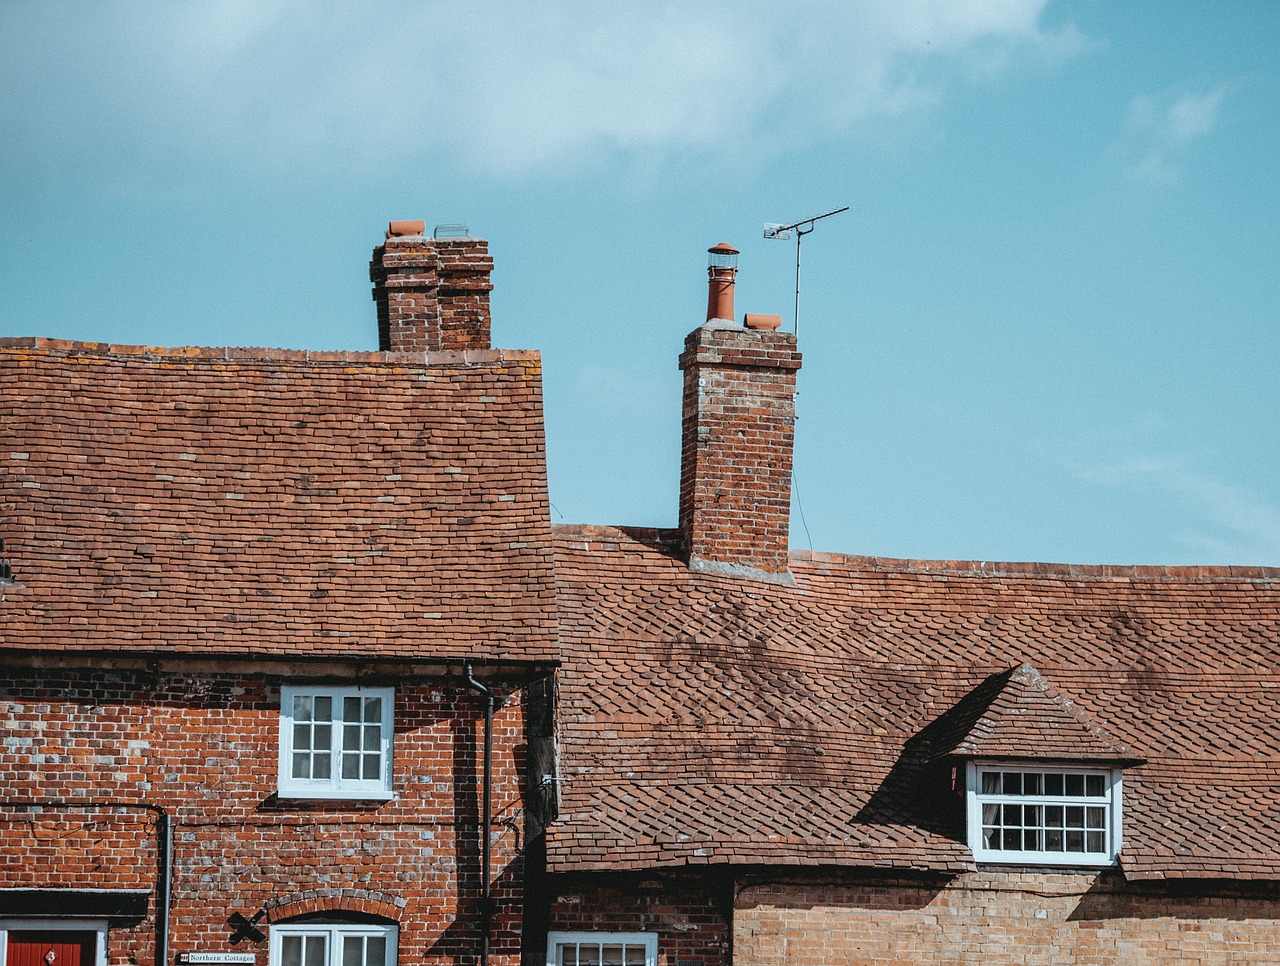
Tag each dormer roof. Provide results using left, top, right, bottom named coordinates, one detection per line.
left=930, top=663, right=1137, bottom=763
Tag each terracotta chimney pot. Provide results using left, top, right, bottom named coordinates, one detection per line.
left=705, top=242, right=740, bottom=322
left=744, top=313, right=783, bottom=331
left=386, top=219, right=426, bottom=239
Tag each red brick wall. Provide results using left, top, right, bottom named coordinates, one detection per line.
left=0, top=665, right=529, bottom=966
left=545, top=874, right=729, bottom=966
left=677, top=324, right=801, bottom=578
left=370, top=237, right=493, bottom=352
left=734, top=872, right=1280, bottom=965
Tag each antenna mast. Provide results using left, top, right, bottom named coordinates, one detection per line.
left=764, top=206, right=849, bottom=336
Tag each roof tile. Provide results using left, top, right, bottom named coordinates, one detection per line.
left=0, top=342, right=558, bottom=663
left=548, top=524, right=1280, bottom=879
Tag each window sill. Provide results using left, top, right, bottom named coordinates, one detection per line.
left=276, top=787, right=395, bottom=802
left=973, top=852, right=1118, bottom=867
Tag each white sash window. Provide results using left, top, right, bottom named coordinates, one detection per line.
left=271, top=923, right=396, bottom=966
left=967, top=763, right=1122, bottom=865
left=278, top=686, right=394, bottom=799
left=546, top=932, right=657, bottom=966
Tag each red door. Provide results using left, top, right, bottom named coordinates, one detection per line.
left=6, top=932, right=97, bottom=966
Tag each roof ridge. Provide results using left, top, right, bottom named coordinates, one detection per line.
left=552, top=524, right=1280, bottom=580
left=0, top=337, right=540, bottom=366
left=791, top=549, right=1280, bottom=581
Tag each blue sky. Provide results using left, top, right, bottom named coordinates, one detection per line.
left=3, top=1, right=1278, bottom=566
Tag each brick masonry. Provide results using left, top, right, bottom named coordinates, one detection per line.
left=734, top=873, right=1280, bottom=965
left=0, top=663, right=537, bottom=966
left=545, top=873, right=730, bottom=966
left=541, top=872, right=1280, bottom=966
left=677, top=322, right=801, bottom=578
left=370, top=236, right=494, bottom=352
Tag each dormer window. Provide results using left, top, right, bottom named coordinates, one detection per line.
left=966, top=762, right=1121, bottom=865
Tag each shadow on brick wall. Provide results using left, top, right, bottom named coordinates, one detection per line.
left=421, top=857, right=525, bottom=963
left=1068, top=874, right=1280, bottom=921
left=735, top=871, right=953, bottom=913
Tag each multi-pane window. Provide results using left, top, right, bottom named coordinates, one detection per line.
left=966, top=763, right=1121, bottom=865
left=271, top=923, right=395, bottom=966
left=546, top=933, right=656, bottom=966
left=278, top=686, right=393, bottom=799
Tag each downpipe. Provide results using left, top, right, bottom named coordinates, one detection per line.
left=463, top=664, right=494, bottom=966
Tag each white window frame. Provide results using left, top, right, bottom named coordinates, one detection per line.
left=546, top=932, right=657, bottom=966
left=269, top=922, right=397, bottom=966
left=966, top=761, right=1122, bottom=866
left=0, top=921, right=109, bottom=966
left=278, top=685, right=394, bottom=800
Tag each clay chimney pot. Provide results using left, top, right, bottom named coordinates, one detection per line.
left=386, top=219, right=426, bottom=239
left=705, top=242, right=740, bottom=323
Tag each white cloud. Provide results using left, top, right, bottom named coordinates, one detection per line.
left=1101, top=460, right=1280, bottom=563
left=1121, top=85, right=1228, bottom=184
left=1051, top=417, right=1280, bottom=565
left=0, top=0, right=1089, bottom=183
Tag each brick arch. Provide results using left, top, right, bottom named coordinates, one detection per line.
left=264, top=888, right=406, bottom=923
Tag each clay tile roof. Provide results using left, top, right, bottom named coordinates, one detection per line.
left=547, top=524, right=1280, bottom=880
left=0, top=340, right=557, bottom=664
left=930, top=663, right=1136, bottom=763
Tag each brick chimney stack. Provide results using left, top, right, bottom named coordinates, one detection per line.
left=678, top=244, right=801, bottom=581
left=370, top=220, right=494, bottom=352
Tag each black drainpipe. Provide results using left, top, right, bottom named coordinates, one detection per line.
left=463, top=663, right=494, bottom=966
left=1, top=800, right=171, bottom=965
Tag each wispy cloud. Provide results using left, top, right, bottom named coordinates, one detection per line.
left=1047, top=415, right=1280, bottom=565
left=1083, top=457, right=1280, bottom=564
left=0, top=0, right=1090, bottom=184
left=1120, top=85, right=1228, bottom=184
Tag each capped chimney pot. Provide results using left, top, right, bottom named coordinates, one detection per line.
left=706, top=242, right=740, bottom=323
left=386, top=219, right=426, bottom=239
left=744, top=313, right=782, bottom=331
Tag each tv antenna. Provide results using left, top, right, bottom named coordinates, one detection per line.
left=764, top=206, right=849, bottom=336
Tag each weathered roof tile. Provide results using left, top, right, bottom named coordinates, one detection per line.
left=548, top=524, right=1280, bottom=879
left=0, top=342, right=557, bottom=663
left=930, top=663, right=1137, bottom=762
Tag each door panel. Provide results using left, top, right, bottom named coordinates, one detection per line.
left=7, top=932, right=97, bottom=966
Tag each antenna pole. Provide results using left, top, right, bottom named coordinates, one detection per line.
left=764, top=206, right=849, bottom=336
left=794, top=227, right=803, bottom=337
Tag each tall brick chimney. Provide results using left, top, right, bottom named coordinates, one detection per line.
left=678, top=244, right=801, bottom=581
left=370, top=220, right=494, bottom=352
